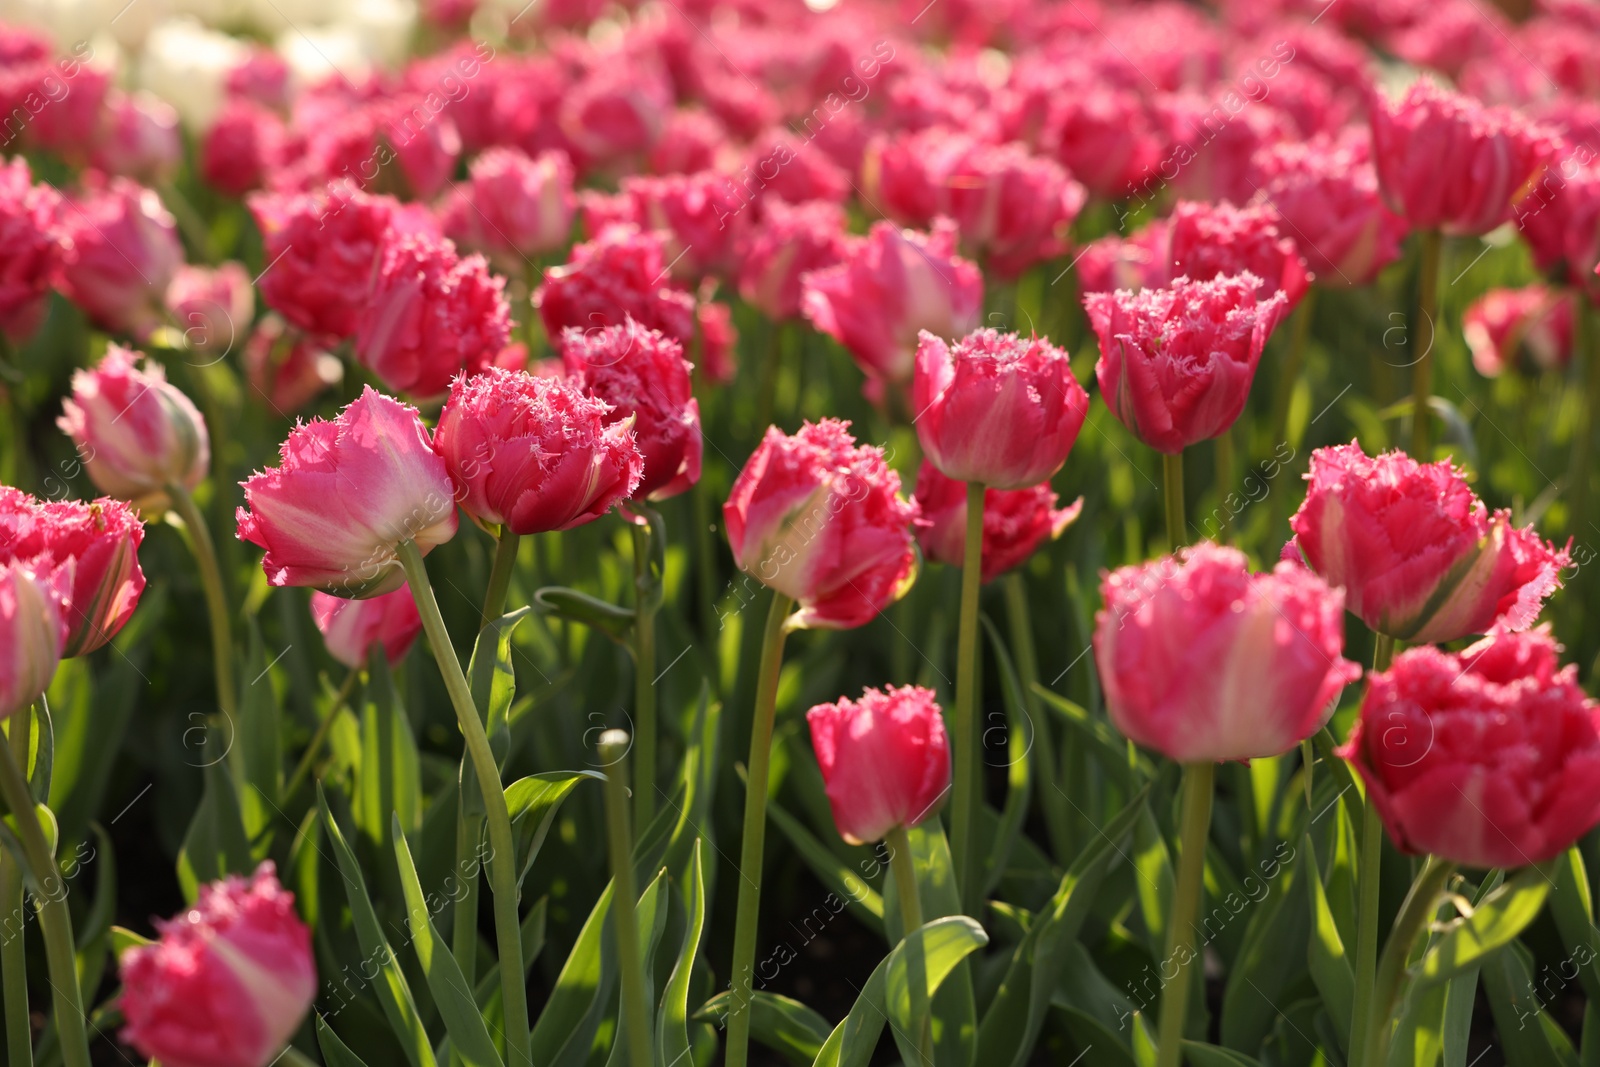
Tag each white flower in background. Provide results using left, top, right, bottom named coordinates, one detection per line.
left=344, top=0, right=416, bottom=69
left=139, top=18, right=246, bottom=130
left=275, top=24, right=371, bottom=88
left=0, top=0, right=171, bottom=48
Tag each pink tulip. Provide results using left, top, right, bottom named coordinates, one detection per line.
left=57, top=173, right=182, bottom=339
left=736, top=198, right=848, bottom=323
left=440, top=147, right=575, bottom=269
left=1085, top=273, right=1288, bottom=454
left=558, top=63, right=673, bottom=169
left=120, top=862, right=316, bottom=1067
left=0, top=157, right=68, bottom=343
left=91, top=91, right=182, bottom=184
left=536, top=224, right=698, bottom=358
left=724, top=419, right=919, bottom=630
left=1047, top=85, right=1163, bottom=201
left=1288, top=442, right=1571, bottom=644
left=599, top=171, right=747, bottom=281
left=242, top=315, right=342, bottom=416
left=249, top=182, right=395, bottom=341
left=434, top=368, right=642, bottom=535
left=561, top=319, right=701, bottom=501
left=1339, top=628, right=1600, bottom=868
left=58, top=345, right=210, bottom=513
left=202, top=100, right=286, bottom=199
left=1463, top=286, right=1575, bottom=377
left=913, top=462, right=1082, bottom=584
left=0, top=488, right=145, bottom=658
left=166, top=262, right=255, bottom=361
left=237, top=388, right=459, bottom=598
left=807, top=685, right=951, bottom=845
left=0, top=559, right=69, bottom=719
left=1095, top=542, right=1361, bottom=763
left=1167, top=200, right=1312, bottom=308
left=1075, top=221, right=1173, bottom=297
left=311, top=587, right=423, bottom=669
left=1370, top=78, right=1557, bottom=236
left=802, top=219, right=983, bottom=384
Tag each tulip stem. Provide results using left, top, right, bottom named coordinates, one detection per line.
left=1349, top=632, right=1396, bottom=1064
left=397, top=540, right=532, bottom=1067
left=1409, top=229, right=1442, bottom=457
left=1570, top=303, right=1599, bottom=538
left=166, top=483, right=238, bottom=727
left=0, top=712, right=90, bottom=1067
left=1271, top=287, right=1317, bottom=446
left=631, top=520, right=657, bottom=836
left=1004, top=573, right=1070, bottom=860
left=482, top=528, right=522, bottom=627
left=1358, top=858, right=1455, bottom=1067
left=950, top=480, right=986, bottom=915
left=886, top=824, right=932, bottom=1066
left=282, top=668, right=360, bottom=803
left=1155, top=760, right=1214, bottom=1067
left=2, top=713, right=33, bottom=1067
left=599, top=731, right=652, bottom=1067
left=1163, top=452, right=1187, bottom=549
left=725, top=590, right=794, bottom=1067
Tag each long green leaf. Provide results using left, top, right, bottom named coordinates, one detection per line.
left=504, top=771, right=603, bottom=887
left=1481, top=941, right=1579, bottom=1067
left=696, top=991, right=831, bottom=1066
left=356, top=647, right=421, bottom=848
left=528, top=881, right=614, bottom=1065
left=657, top=841, right=706, bottom=1067
left=979, top=617, right=1032, bottom=899
left=1551, top=846, right=1600, bottom=1003
left=1303, top=833, right=1353, bottom=1047
left=175, top=749, right=252, bottom=903
left=318, top=1015, right=375, bottom=1067
left=766, top=796, right=884, bottom=929
left=1418, top=866, right=1551, bottom=986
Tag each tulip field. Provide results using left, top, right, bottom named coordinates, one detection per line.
left=6, top=0, right=1600, bottom=1065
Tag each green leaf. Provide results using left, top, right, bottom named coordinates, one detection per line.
left=468, top=605, right=535, bottom=753
left=110, top=926, right=152, bottom=958
left=175, top=751, right=252, bottom=903
left=882, top=822, right=976, bottom=1067
left=237, top=621, right=283, bottom=842
left=391, top=812, right=504, bottom=1067
left=532, top=586, right=635, bottom=642
left=1030, top=683, right=1154, bottom=790
left=604, top=868, right=670, bottom=1067
left=316, top=786, right=436, bottom=1067
left=1219, top=838, right=1306, bottom=1053
left=657, top=841, right=707, bottom=1067
left=504, top=771, right=603, bottom=888
left=1303, top=833, right=1353, bottom=1047
left=1389, top=868, right=1501, bottom=1067
left=1182, top=1042, right=1263, bottom=1067
left=695, top=992, right=830, bottom=1066
left=318, top=1015, right=375, bottom=1067
left=766, top=796, right=884, bottom=930
left=884, top=915, right=991, bottom=1067
left=1132, top=805, right=1175, bottom=960
left=812, top=916, right=988, bottom=1067
left=355, top=646, right=421, bottom=848
left=528, top=880, right=615, bottom=1066
left=1418, top=866, right=1551, bottom=986
left=979, top=616, right=1032, bottom=899
left=1481, top=941, right=1579, bottom=1067
left=1550, top=846, right=1600, bottom=1003
left=28, top=699, right=53, bottom=803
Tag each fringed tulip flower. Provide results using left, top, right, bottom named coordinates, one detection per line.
left=1085, top=273, right=1289, bottom=454
left=0, top=488, right=145, bottom=658
left=353, top=233, right=511, bottom=399
left=802, top=219, right=983, bottom=385
left=913, top=328, right=1089, bottom=490
left=561, top=320, right=701, bottom=501
left=1075, top=221, right=1173, bottom=296
left=311, top=587, right=423, bottom=669
left=1464, top=286, right=1575, bottom=377
left=237, top=388, right=459, bottom=599
left=736, top=198, right=848, bottom=322
left=1288, top=442, right=1571, bottom=644
left=249, top=182, right=394, bottom=341
left=913, top=463, right=1082, bottom=584
left=724, top=419, right=919, bottom=630
left=434, top=368, right=642, bottom=535
left=0, top=157, right=67, bottom=343
left=201, top=99, right=285, bottom=198
left=440, top=147, right=575, bottom=270
left=1048, top=85, right=1163, bottom=201
left=1168, top=200, right=1312, bottom=307
left=597, top=171, right=747, bottom=281
left=807, top=685, right=951, bottom=845
left=120, top=862, right=316, bottom=1067
left=536, top=224, right=698, bottom=357
left=92, top=91, right=182, bottom=184
left=243, top=315, right=342, bottom=416
left=58, top=345, right=210, bottom=514
left=1370, top=79, right=1556, bottom=236
left=0, top=560, right=69, bottom=719
left=1339, top=628, right=1600, bottom=868
left=166, top=262, right=254, bottom=361
left=57, top=174, right=182, bottom=339
left=1094, top=543, right=1362, bottom=763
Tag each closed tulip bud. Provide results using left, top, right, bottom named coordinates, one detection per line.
left=0, top=560, right=69, bottom=719
left=913, top=462, right=1082, bottom=584
left=434, top=368, right=643, bottom=535
left=58, top=345, right=210, bottom=514
left=1094, top=543, right=1362, bottom=763
left=913, top=328, right=1090, bottom=490
left=120, top=862, right=317, bottom=1067
left=1339, top=628, right=1600, bottom=868
left=1085, top=274, right=1288, bottom=454
left=0, top=488, right=145, bottom=658
left=58, top=174, right=183, bottom=339
left=806, top=685, right=951, bottom=845
left=311, top=587, right=422, bottom=669
left=725, top=419, right=919, bottom=630
left=237, top=388, right=459, bottom=599
left=1289, top=442, right=1571, bottom=643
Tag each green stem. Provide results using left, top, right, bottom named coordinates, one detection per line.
left=2, top=713, right=33, bottom=1067
left=277, top=1047, right=322, bottom=1067
left=282, top=668, right=360, bottom=802
left=166, top=483, right=237, bottom=725
left=1163, top=451, right=1187, bottom=550
left=631, top=521, right=657, bottom=835
left=1570, top=302, right=1599, bottom=537
left=396, top=540, right=531, bottom=1067
left=1272, top=289, right=1317, bottom=446
left=1214, top=429, right=1236, bottom=543
left=950, top=481, right=986, bottom=914
left=1410, top=230, right=1442, bottom=457
left=1154, top=761, right=1215, bottom=1067
left=886, top=824, right=931, bottom=1066
left=1349, top=632, right=1396, bottom=1062
left=481, top=528, right=522, bottom=628
left=1358, top=858, right=1455, bottom=1067
left=692, top=478, right=718, bottom=664
left=599, top=731, right=652, bottom=1067
left=725, top=591, right=794, bottom=1067
left=0, top=715, right=89, bottom=1067
left=1004, top=574, right=1070, bottom=860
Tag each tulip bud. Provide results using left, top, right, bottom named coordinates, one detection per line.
left=724, top=419, right=919, bottom=630
left=1339, top=628, right=1600, bottom=868
left=311, top=587, right=422, bottom=669
left=913, top=328, right=1089, bottom=490
left=58, top=345, right=210, bottom=514
left=806, top=685, right=951, bottom=845
left=120, top=862, right=317, bottom=1067
left=1094, top=542, right=1361, bottom=763
left=0, top=560, right=69, bottom=719
left=58, top=174, right=183, bottom=339
left=913, top=463, right=1081, bottom=584
left=1289, top=442, right=1571, bottom=643
left=166, top=262, right=254, bottom=361
left=237, top=387, right=459, bottom=598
